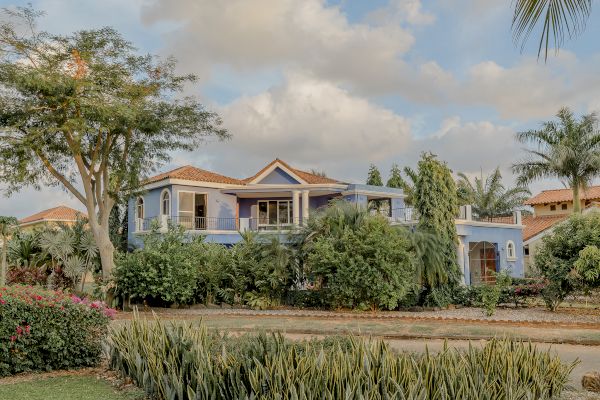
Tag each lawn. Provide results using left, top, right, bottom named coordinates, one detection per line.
left=0, top=376, right=144, bottom=400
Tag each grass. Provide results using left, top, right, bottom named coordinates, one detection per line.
left=0, top=376, right=144, bottom=400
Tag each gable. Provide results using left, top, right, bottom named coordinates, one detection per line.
left=257, top=167, right=301, bottom=184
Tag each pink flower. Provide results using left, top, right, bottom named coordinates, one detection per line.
left=10, top=336, right=16, bottom=342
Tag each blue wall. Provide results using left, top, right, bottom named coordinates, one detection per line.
left=457, top=222, right=524, bottom=284
left=257, top=167, right=300, bottom=184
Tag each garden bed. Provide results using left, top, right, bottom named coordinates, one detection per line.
left=121, top=305, right=600, bottom=327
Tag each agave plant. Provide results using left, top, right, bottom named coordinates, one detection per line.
left=107, top=314, right=578, bottom=400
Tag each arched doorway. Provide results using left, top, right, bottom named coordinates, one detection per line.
left=468, top=241, right=498, bottom=285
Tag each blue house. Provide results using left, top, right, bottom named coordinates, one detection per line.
left=128, top=158, right=524, bottom=285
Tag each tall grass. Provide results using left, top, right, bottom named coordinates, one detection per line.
left=107, top=314, right=577, bottom=399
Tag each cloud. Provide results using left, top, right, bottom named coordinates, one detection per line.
left=140, top=0, right=453, bottom=97
left=202, top=73, right=411, bottom=177
left=458, top=53, right=600, bottom=119
left=0, top=186, right=85, bottom=219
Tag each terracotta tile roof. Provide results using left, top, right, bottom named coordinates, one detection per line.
left=524, top=185, right=600, bottom=205
left=243, top=158, right=340, bottom=184
left=19, top=206, right=87, bottom=225
left=522, top=214, right=568, bottom=241
left=145, top=165, right=244, bottom=185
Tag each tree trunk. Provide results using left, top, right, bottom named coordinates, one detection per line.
left=95, top=227, right=115, bottom=279
left=1, top=235, right=7, bottom=287
left=573, top=185, right=581, bottom=213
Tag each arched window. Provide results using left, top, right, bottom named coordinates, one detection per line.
left=161, top=190, right=171, bottom=216
left=506, top=240, right=516, bottom=260
left=136, top=197, right=145, bottom=220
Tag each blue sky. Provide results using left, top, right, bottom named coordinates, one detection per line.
left=1, top=0, right=600, bottom=217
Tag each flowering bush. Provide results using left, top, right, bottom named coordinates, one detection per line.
left=0, top=285, right=115, bottom=376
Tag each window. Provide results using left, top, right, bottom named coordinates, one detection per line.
left=550, top=204, right=556, bottom=211
left=257, top=200, right=292, bottom=229
left=524, top=247, right=529, bottom=256
left=561, top=203, right=567, bottom=210
left=161, top=190, right=171, bottom=216
left=136, top=197, right=144, bottom=219
left=506, top=240, right=516, bottom=260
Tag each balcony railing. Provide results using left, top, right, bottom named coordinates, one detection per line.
left=135, top=216, right=300, bottom=233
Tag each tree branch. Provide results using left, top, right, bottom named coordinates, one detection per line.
left=33, top=148, right=86, bottom=204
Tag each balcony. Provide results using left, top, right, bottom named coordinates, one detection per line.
left=135, top=216, right=299, bottom=233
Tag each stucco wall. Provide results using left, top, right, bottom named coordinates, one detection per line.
left=456, top=222, right=524, bottom=284
left=258, top=167, right=300, bottom=184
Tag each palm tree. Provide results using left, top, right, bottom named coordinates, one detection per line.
left=457, top=168, right=531, bottom=219
left=0, top=216, right=18, bottom=286
left=512, top=0, right=593, bottom=60
left=513, top=107, right=600, bottom=213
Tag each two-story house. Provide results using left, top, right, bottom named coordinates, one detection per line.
left=129, top=158, right=525, bottom=285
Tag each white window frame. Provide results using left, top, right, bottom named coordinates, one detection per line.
left=257, top=200, right=292, bottom=229
left=135, top=196, right=145, bottom=231
left=136, top=196, right=145, bottom=219
left=177, top=190, right=208, bottom=229
left=506, top=240, right=516, bottom=261
left=160, top=189, right=171, bottom=217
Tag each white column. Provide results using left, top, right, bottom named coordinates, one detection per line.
left=292, top=190, right=300, bottom=225
left=457, top=237, right=466, bottom=285
left=301, top=190, right=310, bottom=225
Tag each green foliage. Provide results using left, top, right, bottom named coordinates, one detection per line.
left=109, top=204, right=128, bottom=252
left=113, top=224, right=198, bottom=304
left=108, top=315, right=577, bottom=400
left=0, top=7, right=228, bottom=277
left=513, top=107, right=600, bottom=213
left=0, top=285, right=113, bottom=377
left=302, top=201, right=416, bottom=310
left=476, top=271, right=512, bottom=316
left=534, top=212, right=600, bottom=310
left=0, top=215, right=18, bottom=286
left=414, top=153, right=461, bottom=299
left=457, top=167, right=530, bottom=218
left=573, top=245, right=600, bottom=285
left=114, top=227, right=295, bottom=308
left=366, top=164, right=383, bottom=186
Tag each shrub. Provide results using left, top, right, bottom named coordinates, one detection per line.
left=113, top=224, right=198, bottom=305
left=0, top=285, right=114, bottom=376
left=303, top=204, right=416, bottom=310
left=108, top=315, right=577, bottom=400
left=6, top=265, right=48, bottom=286
left=534, top=212, right=600, bottom=310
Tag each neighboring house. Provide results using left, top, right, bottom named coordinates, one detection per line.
left=128, top=158, right=524, bottom=284
left=522, top=185, right=600, bottom=274
left=18, top=205, right=87, bottom=232
left=524, top=185, right=600, bottom=216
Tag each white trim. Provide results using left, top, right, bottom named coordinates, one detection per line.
left=506, top=240, right=517, bottom=261
left=455, top=219, right=523, bottom=229
left=257, top=199, right=293, bottom=228
left=144, top=178, right=243, bottom=191
left=247, top=161, right=308, bottom=185
left=160, top=188, right=171, bottom=217
left=341, top=189, right=405, bottom=199
left=136, top=196, right=145, bottom=219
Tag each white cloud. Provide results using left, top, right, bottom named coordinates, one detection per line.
left=207, top=73, right=412, bottom=177
left=366, top=0, right=436, bottom=26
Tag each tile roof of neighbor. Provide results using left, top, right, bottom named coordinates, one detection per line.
left=19, top=205, right=87, bottom=225
left=524, top=185, right=600, bottom=205
left=522, top=214, right=569, bottom=241
left=146, top=159, right=341, bottom=186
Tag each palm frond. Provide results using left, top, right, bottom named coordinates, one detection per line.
left=512, top=0, right=592, bottom=60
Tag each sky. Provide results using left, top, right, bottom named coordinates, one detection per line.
left=2, top=0, right=600, bottom=218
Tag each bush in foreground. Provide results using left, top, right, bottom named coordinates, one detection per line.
left=108, top=315, right=576, bottom=400
left=0, top=285, right=115, bottom=376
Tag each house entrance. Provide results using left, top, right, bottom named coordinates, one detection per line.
left=468, top=241, right=498, bottom=285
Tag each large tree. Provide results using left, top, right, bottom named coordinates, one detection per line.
left=386, top=163, right=417, bottom=207
left=456, top=168, right=530, bottom=219
left=512, top=0, right=593, bottom=60
left=0, top=8, right=228, bottom=280
left=414, top=153, right=461, bottom=292
left=513, top=107, right=600, bottom=213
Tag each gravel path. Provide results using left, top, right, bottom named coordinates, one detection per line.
left=136, top=306, right=600, bottom=325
